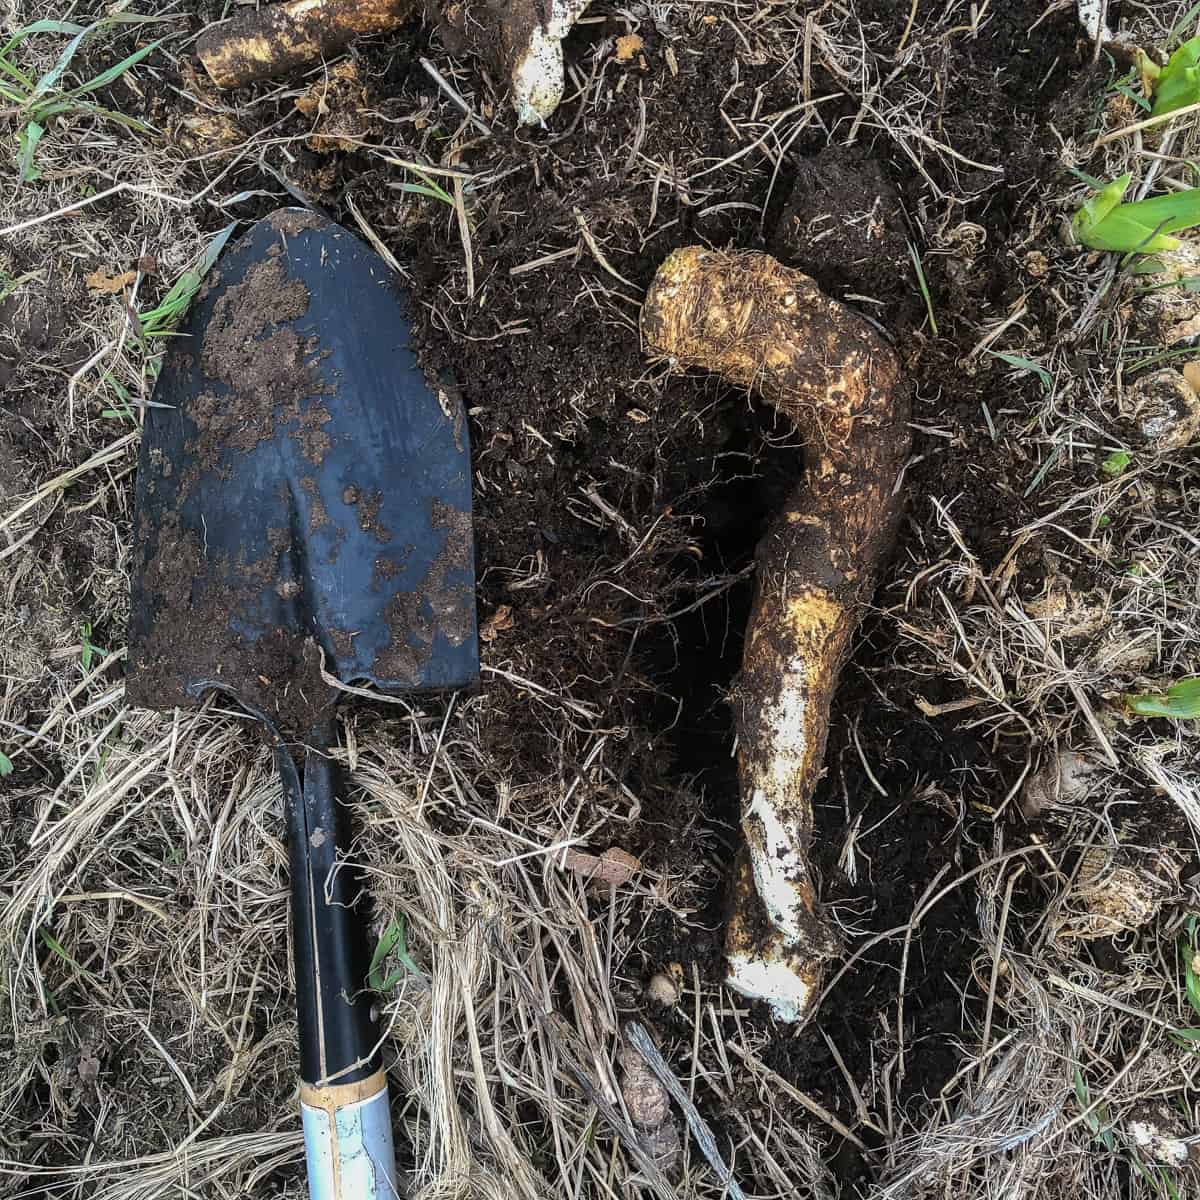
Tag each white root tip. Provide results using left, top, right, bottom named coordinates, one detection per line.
left=510, top=1, right=592, bottom=124
left=726, top=942, right=818, bottom=1023
left=1076, top=0, right=1112, bottom=42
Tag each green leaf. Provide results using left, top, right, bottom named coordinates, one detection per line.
left=987, top=351, right=1052, bottom=390
left=79, top=622, right=105, bottom=671
left=0, top=752, right=12, bottom=777
left=1114, top=80, right=1152, bottom=112
left=367, top=916, right=424, bottom=993
left=1102, top=449, right=1131, bottom=476
left=30, top=22, right=93, bottom=99
left=1153, top=35, right=1200, bottom=117
left=16, top=120, right=43, bottom=182
left=1074, top=173, right=1131, bottom=235
left=1072, top=176, right=1200, bottom=254
left=1125, top=677, right=1200, bottom=719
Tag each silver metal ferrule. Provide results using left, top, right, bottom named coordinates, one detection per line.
left=300, top=1072, right=399, bottom=1200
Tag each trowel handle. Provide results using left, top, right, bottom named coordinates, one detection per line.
left=276, top=734, right=399, bottom=1200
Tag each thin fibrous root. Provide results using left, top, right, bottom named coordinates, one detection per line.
left=641, top=247, right=910, bottom=1021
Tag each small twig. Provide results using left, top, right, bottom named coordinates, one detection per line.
left=419, top=56, right=492, bottom=136
left=572, top=208, right=639, bottom=293
left=1095, top=98, right=1200, bottom=147
left=896, top=864, right=951, bottom=1085
left=0, top=432, right=139, bottom=553
left=966, top=299, right=1029, bottom=359
left=345, top=192, right=408, bottom=279
left=625, top=1022, right=747, bottom=1200
left=978, top=866, right=1022, bottom=1083
left=510, top=246, right=580, bottom=277
left=453, top=175, right=475, bottom=300
left=725, top=1038, right=875, bottom=1156
left=134, top=1016, right=199, bottom=1108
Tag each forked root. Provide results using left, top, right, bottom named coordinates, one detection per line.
left=641, top=247, right=909, bottom=1020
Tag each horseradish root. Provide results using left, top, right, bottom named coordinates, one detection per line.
left=641, top=248, right=909, bottom=1021
left=439, top=0, right=593, bottom=125
left=198, top=0, right=417, bottom=89
left=200, top=0, right=591, bottom=125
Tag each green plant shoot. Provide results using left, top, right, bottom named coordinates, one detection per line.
left=1072, top=173, right=1200, bottom=254
left=0, top=16, right=164, bottom=182
left=367, top=915, right=425, bottom=992
left=1144, top=35, right=1200, bottom=118
left=139, top=223, right=236, bottom=343
left=1125, top=676, right=1200, bottom=718
left=1102, top=449, right=1131, bottom=476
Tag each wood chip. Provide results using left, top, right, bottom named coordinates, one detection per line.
left=563, top=847, right=640, bottom=886
left=479, top=603, right=514, bottom=642
left=85, top=268, right=137, bottom=294
left=615, top=33, right=643, bottom=62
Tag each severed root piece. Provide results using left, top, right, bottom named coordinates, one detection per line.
left=198, top=0, right=417, bottom=89
left=641, top=248, right=909, bottom=1021
left=198, top=0, right=592, bottom=125
left=439, top=0, right=593, bottom=125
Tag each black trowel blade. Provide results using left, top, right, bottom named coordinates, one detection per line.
left=128, top=209, right=478, bottom=730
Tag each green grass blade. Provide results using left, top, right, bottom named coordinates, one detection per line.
left=39, top=927, right=97, bottom=983
left=986, top=351, right=1052, bottom=390
left=30, top=22, right=94, bottom=99
left=0, top=76, right=30, bottom=103
left=0, top=54, right=34, bottom=93
left=0, top=19, right=87, bottom=62
left=65, top=101, right=152, bottom=133
left=395, top=182, right=452, bottom=203
left=1125, top=677, right=1200, bottom=718
left=139, top=222, right=235, bottom=339
left=70, top=37, right=163, bottom=97
left=1172, top=1, right=1200, bottom=39
left=908, top=242, right=938, bottom=336
left=0, top=751, right=12, bottom=777
left=16, top=120, right=43, bottom=182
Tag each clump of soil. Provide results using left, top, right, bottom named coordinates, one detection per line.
left=191, top=256, right=332, bottom=473
left=771, top=144, right=913, bottom=309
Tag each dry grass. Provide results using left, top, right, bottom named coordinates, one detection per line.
left=4, top=1, right=1200, bottom=1198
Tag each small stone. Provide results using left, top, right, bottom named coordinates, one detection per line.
left=646, top=965, right=683, bottom=1006
left=1125, top=368, right=1200, bottom=451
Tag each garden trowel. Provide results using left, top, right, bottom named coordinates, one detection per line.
left=127, top=209, right=478, bottom=1200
